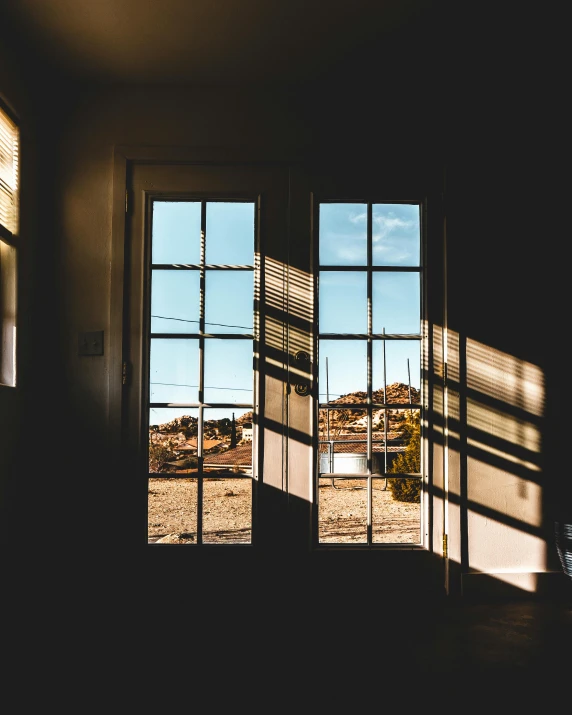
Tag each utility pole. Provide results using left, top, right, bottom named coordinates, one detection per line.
left=230, top=412, right=237, bottom=448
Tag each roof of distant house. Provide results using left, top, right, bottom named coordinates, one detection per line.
left=319, top=441, right=405, bottom=454
left=204, top=443, right=253, bottom=467
left=176, top=438, right=223, bottom=452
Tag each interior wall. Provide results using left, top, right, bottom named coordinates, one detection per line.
left=49, top=79, right=567, bottom=598
left=446, top=138, right=565, bottom=595
left=1, top=2, right=567, bottom=596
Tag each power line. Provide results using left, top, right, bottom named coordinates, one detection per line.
left=151, top=381, right=251, bottom=391
left=152, top=314, right=252, bottom=331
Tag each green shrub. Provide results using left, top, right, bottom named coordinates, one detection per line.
left=387, top=411, right=421, bottom=503
left=387, top=477, right=421, bottom=503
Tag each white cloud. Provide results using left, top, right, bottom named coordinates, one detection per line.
left=373, top=213, right=414, bottom=238
left=372, top=213, right=416, bottom=262
left=348, top=211, right=367, bottom=224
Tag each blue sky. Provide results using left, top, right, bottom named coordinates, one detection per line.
left=148, top=201, right=421, bottom=427
left=318, top=202, right=421, bottom=401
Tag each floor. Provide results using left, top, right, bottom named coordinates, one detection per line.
left=6, top=557, right=571, bottom=703
left=295, top=592, right=572, bottom=703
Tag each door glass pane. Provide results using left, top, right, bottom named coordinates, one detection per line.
left=152, top=201, right=201, bottom=264
left=319, top=407, right=368, bottom=473
left=151, top=270, right=200, bottom=333
left=148, top=408, right=199, bottom=544
left=319, top=340, right=367, bottom=403
left=148, top=477, right=198, bottom=544
left=318, top=476, right=368, bottom=544
left=319, top=203, right=367, bottom=266
left=203, top=407, right=253, bottom=473
left=372, top=340, right=421, bottom=403
left=205, top=270, right=253, bottom=333
left=204, top=339, right=253, bottom=404
left=372, top=477, right=421, bottom=544
left=319, top=271, right=367, bottom=333
left=149, top=338, right=199, bottom=403
left=372, top=203, right=420, bottom=267
left=372, top=272, right=420, bottom=334
left=148, top=408, right=199, bottom=473
left=206, top=201, right=255, bottom=265
left=203, top=478, right=252, bottom=544
left=202, top=407, right=252, bottom=544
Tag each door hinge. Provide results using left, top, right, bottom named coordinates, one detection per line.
left=443, top=533, right=448, bottom=558
left=122, top=361, right=130, bottom=385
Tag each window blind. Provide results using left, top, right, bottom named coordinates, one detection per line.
left=0, top=106, right=19, bottom=237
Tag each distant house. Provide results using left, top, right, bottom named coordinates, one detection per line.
left=241, top=423, right=253, bottom=442
left=178, top=438, right=224, bottom=454
left=319, top=436, right=406, bottom=473
left=204, top=443, right=253, bottom=473
left=201, top=438, right=405, bottom=475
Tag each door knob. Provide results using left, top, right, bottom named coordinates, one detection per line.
left=292, top=350, right=311, bottom=397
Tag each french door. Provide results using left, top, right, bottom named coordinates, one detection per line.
left=122, top=156, right=446, bottom=593
left=126, top=162, right=313, bottom=552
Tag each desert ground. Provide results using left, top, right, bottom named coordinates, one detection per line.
left=148, top=475, right=421, bottom=545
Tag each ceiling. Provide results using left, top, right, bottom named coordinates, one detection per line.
left=1, top=0, right=448, bottom=86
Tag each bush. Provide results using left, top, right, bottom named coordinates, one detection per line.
left=387, top=411, right=421, bottom=503
left=387, top=477, right=421, bottom=503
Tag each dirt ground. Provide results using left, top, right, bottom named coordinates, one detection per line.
left=148, top=475, right=421, bottom=545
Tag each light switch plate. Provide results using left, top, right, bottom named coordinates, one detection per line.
left=78, top=330, right=104, bottom=356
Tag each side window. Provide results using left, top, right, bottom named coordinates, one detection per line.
left=0, top=99, right=19, bottom=388
left=317, top=201, right=424, bottom=545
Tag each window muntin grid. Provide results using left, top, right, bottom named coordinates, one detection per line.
left=147, top=199, right=256, bottom=546
left=317, top=201, right=423, bottom=546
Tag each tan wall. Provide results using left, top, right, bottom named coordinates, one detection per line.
left=2, top=74, right=564, bottom=595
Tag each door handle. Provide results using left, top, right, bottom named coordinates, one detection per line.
left=292, top=350, right=311, bottom=397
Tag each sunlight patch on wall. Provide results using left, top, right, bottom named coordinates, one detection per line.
left=467, top=398, right=541, bottom=457
left=264, top=257, right=285, bottom=311
left=469, top=492, right=545, bottom=568
left=479, top=572, right=541, bottom=594
left=467, top=339, right=544, bottom=416
left=264, top=318, right=287, bottom=353
left=287, top=264, right=313, bottom=321
left=288, top=325, right=313, bottom=358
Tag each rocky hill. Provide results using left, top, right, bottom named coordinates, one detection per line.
left=151, top=382, right=418, bottom=436
left=329, top=382, right=419, bottom=406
